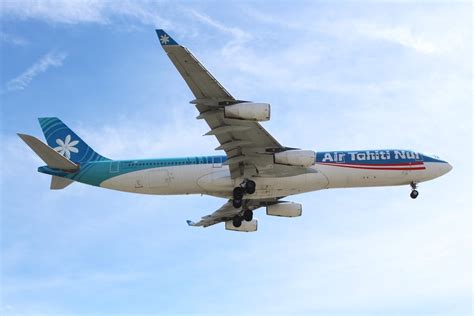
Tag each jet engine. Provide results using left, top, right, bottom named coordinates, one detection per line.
left=224, top=103, right=270, bottom=121
left=225, top=219, right=258, bottom=232
left=274, top=150, right=316, bottom=167
left=266, top=203, right=302, bottom=217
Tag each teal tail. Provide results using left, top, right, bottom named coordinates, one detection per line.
left=38, top=117, right=109, bottom=163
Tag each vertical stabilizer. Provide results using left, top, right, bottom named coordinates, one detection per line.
left=38, top=117, right=109, bottom=163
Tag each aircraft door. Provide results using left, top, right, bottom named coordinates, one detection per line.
left=110, top=161, right=120, bottom=173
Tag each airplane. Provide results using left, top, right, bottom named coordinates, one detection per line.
left=18, top=29, right=452, bottom=232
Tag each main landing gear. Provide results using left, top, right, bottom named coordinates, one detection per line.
left=232, top=210, right=254, bottom=228
left=231, top=179, right=256, bottom=227
left=232, top=179, right=256, bottom=208
left=410, top=181, right=419, bottom=199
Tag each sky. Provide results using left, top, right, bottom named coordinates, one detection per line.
left=0, top=1, right=472, bottom=315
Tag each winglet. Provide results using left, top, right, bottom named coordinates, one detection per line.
left=186, top=220, right=196, bottom=226
left=156, top=29, right=178, bottom=46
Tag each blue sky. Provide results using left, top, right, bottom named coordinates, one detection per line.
left=0, top=1, right=472, bottom=315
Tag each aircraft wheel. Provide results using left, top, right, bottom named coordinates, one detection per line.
left=233, top=215, right=242, bottom=227
left=243, top=209, right=253, bottom=222
left=233, top=187, right=244, bottom=200
left=245, top=180, right=256, bottom=194
left=232, top=199, right=243, bottom=208
left=410, top=190, right=419, bottom=199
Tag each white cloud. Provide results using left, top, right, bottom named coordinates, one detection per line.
left=187, top=9, right=252, bottom=53
left=5, top=51, right=66, bottom=92
left=77, top=106, right=218, bottom=159
left=0, top=31, right=28, bottom=46
left=1, top=0, right=108, bottom=24
left=188, top=9, right=249, bottom=41
left=0, top=0, right=171, bottom=27
left=351, top=21, right=436, bottom=54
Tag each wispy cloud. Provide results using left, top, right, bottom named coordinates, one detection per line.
left=351, top=21, right=436, bottom=54
left=0, top=31, right=28, bottom=46
left=187, top=9, right=252, bottom=53
left=242, top=7, right=438, bottom=54
left=5, top=51, right=67, bottom=92
left=0, top=0, right=171, bottom=27
left=188, top=9, right=249, bottom=41
left=1, top=0, right=108, bottom=24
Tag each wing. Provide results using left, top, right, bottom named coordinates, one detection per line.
left=186, top=199, right=279, bottom=228
left=186, top=200, right=240, bottom=227
left=156, top=30, right=287, bottom=178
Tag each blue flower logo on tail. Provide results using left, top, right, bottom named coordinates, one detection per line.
left=54, top=134, right=79, bottom=159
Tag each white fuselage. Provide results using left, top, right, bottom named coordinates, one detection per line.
left=99, top=160, right=450, bottom=199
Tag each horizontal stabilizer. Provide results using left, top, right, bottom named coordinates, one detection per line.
left=17, top=134, right=79, bottom=171
left=51, top=175, right=74, bottom=190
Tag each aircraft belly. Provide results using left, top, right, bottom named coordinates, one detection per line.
left=249, top=172, right=329, bottom=199
left=197, top=168, right=233, bottom=192
left=100, top=165, right=211, bottom=195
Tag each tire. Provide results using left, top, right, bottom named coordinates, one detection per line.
left=243, top=209, right=253, bottom=222
left=410, top=190, right=419, bottom=199
left=232, top=216, right=242, bottom=227
left=233, top=199, right=243, bottom=208
left=233, top=187, right=244, bottom=200
left=245, top=180, right=256, bottom=194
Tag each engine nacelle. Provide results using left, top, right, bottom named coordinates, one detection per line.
left=266, top=203, right=302, bottom=217
left=225, top=219, right=258, bottom=232
left=224, top=103, right=270, bottom=121
left=274, top=150, right=315, bottom=167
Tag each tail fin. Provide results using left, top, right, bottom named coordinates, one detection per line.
left=38, top=117, right=109, bottom=163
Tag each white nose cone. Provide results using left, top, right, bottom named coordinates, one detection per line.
left=441, top=162, right=453, bottom=175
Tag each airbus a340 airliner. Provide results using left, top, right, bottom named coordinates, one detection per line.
left=19, top=30, right=452, bottom=232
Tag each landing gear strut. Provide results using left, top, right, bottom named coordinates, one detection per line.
left=410, top=181, right=419, bottom=199
left=231, top=179, right=256, bottom=208
left=232, top=187, right=244, bottom=208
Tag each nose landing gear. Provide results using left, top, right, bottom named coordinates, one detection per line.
left=410, top=181, right=419, bottom=199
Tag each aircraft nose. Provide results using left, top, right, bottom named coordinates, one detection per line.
left=441, top=162, right=453, bottom=175
left=446, top=162, right=453, bottom=173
